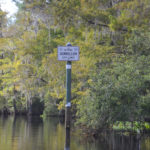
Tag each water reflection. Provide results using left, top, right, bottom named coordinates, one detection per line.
left=65, top=128, right=70, bottom=150
left=96, top=130, right=142, bottom=150
left=0, top=116, right=150, bottom=150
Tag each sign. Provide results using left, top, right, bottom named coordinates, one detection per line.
left=58, top=46, right=79, bottom=61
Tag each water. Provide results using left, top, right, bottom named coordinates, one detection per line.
left=0, top=116, right=150, bottom=150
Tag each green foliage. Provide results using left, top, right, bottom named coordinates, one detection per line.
left=1, top=0, right=150, bottom=132
left=113, top=121, right=150, bottom=132
left=76, top=29, right=150, bottom=129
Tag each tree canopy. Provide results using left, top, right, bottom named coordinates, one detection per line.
left=0, top=0, right=150, bottom=129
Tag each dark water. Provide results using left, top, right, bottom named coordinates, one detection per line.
left=0, top=116, right=150, bottom=150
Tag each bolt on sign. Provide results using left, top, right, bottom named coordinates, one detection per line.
left=57, top=46, right=79, bottom=61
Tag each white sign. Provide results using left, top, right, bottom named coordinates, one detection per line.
left=58, top=46, right=79, bottom=61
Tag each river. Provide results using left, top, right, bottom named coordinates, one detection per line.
left=0, top=116, right=150, bottom=150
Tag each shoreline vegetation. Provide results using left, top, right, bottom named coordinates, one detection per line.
left=0, top=0, right=150, bottom=136
left=0, top=111, right=150, bottom=135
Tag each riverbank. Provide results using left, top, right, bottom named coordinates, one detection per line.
left=1, top=109, right=150, bottom=136
left=113, top=121, right=150, bottom=133
left=75, top=121, right=150, bottom=138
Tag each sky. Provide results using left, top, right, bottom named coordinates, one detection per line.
left=0, top=0, right=18, bottom=17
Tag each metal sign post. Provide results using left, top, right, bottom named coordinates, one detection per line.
left=65, top=60, right=71, bottom=128
left=58, top=43, right=79, bottom=150
left=58, top=42, right=79, bottom=129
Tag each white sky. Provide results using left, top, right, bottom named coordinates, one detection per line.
left=0, top=0, right=18, bottom=17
